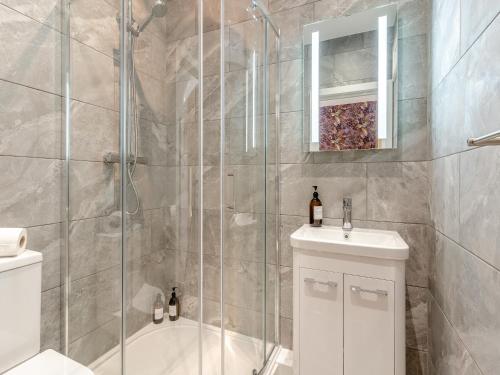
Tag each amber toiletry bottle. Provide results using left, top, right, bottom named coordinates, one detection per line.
left=309, top=186, right=323, bottom=227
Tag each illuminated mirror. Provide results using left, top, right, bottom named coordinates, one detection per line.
left=303, top=4, right=398, bottom=152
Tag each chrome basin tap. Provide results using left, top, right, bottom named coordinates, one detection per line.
left=342, top=198, right=353, bottom=232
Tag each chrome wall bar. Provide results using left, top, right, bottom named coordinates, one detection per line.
left=467, top=129, right=500, bottom=146
left=251, top=0, right=280, bottom=36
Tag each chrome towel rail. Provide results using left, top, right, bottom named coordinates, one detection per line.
left=467, top=129, right=500, bottom=147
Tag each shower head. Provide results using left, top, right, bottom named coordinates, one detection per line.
left=138, top=0, right=167, bottom=34
left=151, top=0, right=168, bottom=17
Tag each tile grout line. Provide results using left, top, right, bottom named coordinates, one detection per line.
left=433, top=225, right=500, bottom=277
left=428, top=293, right=486, bottom=375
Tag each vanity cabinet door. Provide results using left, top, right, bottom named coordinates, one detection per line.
left=343, top=274, right=395, bottom=375
left=299, top=268, right=343, bottom=375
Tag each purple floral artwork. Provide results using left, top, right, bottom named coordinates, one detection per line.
left=319, top=101, right=377, bottom=151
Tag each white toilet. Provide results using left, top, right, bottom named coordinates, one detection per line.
left=0, top=250, right=93, bottom=375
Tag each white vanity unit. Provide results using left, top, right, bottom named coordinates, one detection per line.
left=291, top=225, right=409, bottom=375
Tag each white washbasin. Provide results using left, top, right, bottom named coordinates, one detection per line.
left=290, top=224, right=409, bottom=260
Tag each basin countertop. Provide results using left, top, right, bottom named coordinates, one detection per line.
left=290, top=224, right=409, bottom=260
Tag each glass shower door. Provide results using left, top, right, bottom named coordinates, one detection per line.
left=122, top=0, right=202, bottom=374
left=62, top=0, right=124, bottom=369
left=222, top=3, right=280, bottom=373
left=61, top=0, right=279, bottom=373
left=264, top=17, right=281, bottom=363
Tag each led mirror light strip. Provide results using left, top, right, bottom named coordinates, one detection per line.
left=377, top=15, right=388, bottom=140
left=245, top=69, right=249, bottom=152
left=311, top=31, right=320, bottom=144
left=252, top=50, right=257, bottom=149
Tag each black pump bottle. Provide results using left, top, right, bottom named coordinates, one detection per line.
left=169, top=287, right=180, bottom=321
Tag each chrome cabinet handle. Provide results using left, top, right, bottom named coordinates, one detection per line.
left=351, top=285, right=388, bottom=296
left=304, top=277, right=337, bottom=288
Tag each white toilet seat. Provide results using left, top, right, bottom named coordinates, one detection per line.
left=4, top=350, right=93, bottom=375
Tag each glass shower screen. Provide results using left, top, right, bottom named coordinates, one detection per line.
left=62, top=0, right=279, bottom=374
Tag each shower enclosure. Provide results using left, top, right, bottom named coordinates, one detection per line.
left=61, top=0, right=280, bottom=373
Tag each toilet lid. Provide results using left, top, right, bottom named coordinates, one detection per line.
left=4, top=350, right=93, bottom=375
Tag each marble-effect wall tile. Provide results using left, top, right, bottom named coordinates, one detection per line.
left=0, top=157, right=62, bottom=227
left=71, top=41, right=115, bottom=110
left=41, top=287, right=61, bottom=352
left=281, top=162, right=367, bottom=219
left=70, top=0, right=118, bottom=58
left=69, top=215, right=121, bottom=280
left=431, top=155, right=459, bottom=241
left=430, top=58, right=466, bottom=158
left=463, top=16, right=500, bottom=145
left=431, top=0, right=460, bottom=87
left=0, top=0, right=62, bottom=30
left=367, top=162, right=430, bottom=224
left=69, top=318, right=120, bottom=366
left=280, top=215, right=308, bottom=267
left=280, top=111, right=313, bottom=164
left=459, top=0, right=499, bottom=53
left=0, top=5, right=62, bottom=94
left=28, top=223, right=62, bottom=292
left=280, top=59, right=303, bottom=113
left=68, top=266, right=121, bottom=342
left=69, top=161, right=116, bottom=220
left=428, top=297, right=481, bottom=375
left=399, top=34, right=428, bottom=100
left=398, top=0, right=429, bottom=39
left=431, top=233, right=500, bottom=375
left=406, top=286, right=429, bottom=351
left=280, top=266, right=293, bottom=319
left=459, top=147, right=500, bottom=270
left=0, top=81, right=62, bottom=159
left=71, top=102, right=118, bottom=162
left=272, top=5, right=314, bottom=62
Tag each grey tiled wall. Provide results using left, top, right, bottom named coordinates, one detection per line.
left=429, top=1, right=500, bottom=375
left=0, top=0, right=64, bottom=353
left=271, top=0, right=431, bottom=374
left=0, top=0, right=175, bottom=365
left=2, top=1, right=475, bottom=374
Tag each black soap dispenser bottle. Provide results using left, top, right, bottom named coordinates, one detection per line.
left=310, top=186, right=323, bottom=227
left=169, top=287, right=180, bottom=321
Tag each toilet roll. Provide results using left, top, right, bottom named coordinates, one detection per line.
left=0, top=228, right=28, bottom=257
